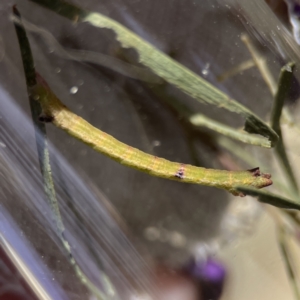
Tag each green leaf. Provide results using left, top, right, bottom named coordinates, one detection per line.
left=29, top=0, right=279, bottom=146
left=190, top=113, right=271, bottom=148
left=269, top=62, right=299, bottom=194
left=236, top=186, right=300, bottom=210
left=14, top=7, right=108, bottom=299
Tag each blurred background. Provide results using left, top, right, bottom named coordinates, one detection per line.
left=1, top=0, right=300, bottom=299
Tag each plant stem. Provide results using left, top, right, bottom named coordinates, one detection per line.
left=217, top=59, right=255, bottom=82
left=241, top=33, right=277, bottom=95
left=242, top=34, right=299, bottom=197
left=13, top=7, right=108, bottom=300
left=29, top=0, right=279, bottom=145
left=278, top=228, right=300, bottom=300
left=271, top=63, right=299, bottom=195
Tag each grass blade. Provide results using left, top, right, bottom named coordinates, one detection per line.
left=235, top=186, right=300, bottom=210
left=241, top=34, right=277, bottom=95
left=13, top=6, right=64, bottom=230
left=13, top=7, right=109, bottom=300
left=270, top=63, right=295, bottom=131
left=270, top=63, right=299, bottom=195
left=278, top=227, right=300, bottom=300
left=28, top=0, right=279, bottom=146
left=190, top=113, right=271, bottom=148
left=147, top=82, right=272, bottom=147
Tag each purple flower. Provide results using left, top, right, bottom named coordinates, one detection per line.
left=293, top=4, right=300, bottom=16
left=185, top=258, right=227, bottom=300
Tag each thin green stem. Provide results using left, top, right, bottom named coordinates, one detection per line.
left=271, top=63, right=299, bottom=195
left=13, top=8, right=108, bottom=300
left=145, top=82, right=271, bottom=147
left=217, top=136, right=294, bottom=199
left=241, top=34, right=277, bottom=95
left=242, top=34, right=299, bottom=197
left=13, top=6, right=64, bottom=232
left=29, top=0, right=279, bottom=146
left=267, top=207, right=300, bottom=300
left=217, top=59, right=255, bottom=82
left=18, top=17, right=161, bottom=84
left=18, top=18, right=270, bottom=148
left=271, top=63, right=295, bottom=131
left=235, top=186, right=300, bottom=210
left=278, top=228, right=300, bottom=300
left=190, top=113, right=270, bottom=148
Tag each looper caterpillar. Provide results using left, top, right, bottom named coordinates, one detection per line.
left=32, top=74, right=272, bottom=196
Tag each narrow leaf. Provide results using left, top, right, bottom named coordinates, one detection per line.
left=190, top=114, right=271, bottom=148
left=271, top=62, right=295, bottom=133
left=14, top=7, right=108, bottom=299
left=13, top=6, right=64, bottom=232
left=149, top=83, right=271, bottom=147
left=270, top=62, right=299, bottom=194
left=28, top=0, right=279, bottom=146
left=236, top=186, right=300, bottom=210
